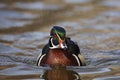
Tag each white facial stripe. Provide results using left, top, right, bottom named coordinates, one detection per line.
left=51, top=38, right=54, bottom=46
left=49, top=37, right=67, bottom=49
left=56, top=31, right=61, bottom=40
left=54, top=32, right=67, bottom=49
left=49, top=38, right=60, bottom=49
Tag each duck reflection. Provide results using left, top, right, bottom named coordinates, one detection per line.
left=41, top=65, right=81, bottom=80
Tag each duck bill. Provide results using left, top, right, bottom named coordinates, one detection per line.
left=59, top=39, right=67, bottom=49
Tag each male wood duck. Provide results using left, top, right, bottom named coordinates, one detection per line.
left=37, top=26, right=86, bottom=66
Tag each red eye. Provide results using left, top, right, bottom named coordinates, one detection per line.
left=54, top=34, right=57, bottom=38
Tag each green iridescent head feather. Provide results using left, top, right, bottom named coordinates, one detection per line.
left=50, top=26, right=66, bottom=40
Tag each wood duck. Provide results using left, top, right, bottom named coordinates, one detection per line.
left=37, top=26, right=86, bottom=66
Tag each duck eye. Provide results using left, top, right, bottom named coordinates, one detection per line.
left=53, top=34, right=57, bottom=38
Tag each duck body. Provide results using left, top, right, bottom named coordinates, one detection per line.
left=40, top=48, right=80, bottom=66
left=37, top=38, right=83, bottom=66
left=36, top=26, right=86, bottom=66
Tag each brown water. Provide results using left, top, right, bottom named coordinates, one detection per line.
left=0, top=0, right=120, bottom=80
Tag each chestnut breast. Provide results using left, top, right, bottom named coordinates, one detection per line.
left=46, top=49, right=70, bottom=65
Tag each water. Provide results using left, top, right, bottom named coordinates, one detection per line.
left=0, top=0, right=120, bottom=80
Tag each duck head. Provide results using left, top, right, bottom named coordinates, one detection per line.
left=49, top=26, right=67, bottom=49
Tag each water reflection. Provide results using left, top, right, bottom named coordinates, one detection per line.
left=41, top=65, right=81, bottom=80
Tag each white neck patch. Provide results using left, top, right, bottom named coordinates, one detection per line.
left=49, top=38, right=60, bottom=49
left=49, top=37, right=67, bottom=49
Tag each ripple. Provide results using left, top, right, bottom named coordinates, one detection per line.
left=101, top=11, right=120, bottom=17
left=92, top=24, right=120, bottom=30
left=17, top=32, right=48, bottom=41
left=0, top=34, right=19, bottom=42
left=0, top=10, right=37, bottom=28
left=0, top=55, right=14, bottom=62
left=55, top=21, right=82, bottom=29
left=65, top=0, right=90, bottom=3
left=68, top=66, right=110, bottom=74
left=74, top=6, right=93, bottom=12
left=101, top=0, right=120, bottom=7
left=0, top=43, right=23, bottom=54
left=13, top=32, right=48, bottom=48
left=90, top=57, right=120, bottom=66
left=0, top=55, right=19, bottom=66
left=0, top=10, right=37, bottom=19
left=0, top=19, right=32, bottom=29
left=100, top=49, right=120, bottom=55
left=0, top=32, right=48, bottom=42
left=13, top=2, right=64, bottom=10
left=93, top=76, right=120, bottom=80
left=0, top=64, right=44, bottom=75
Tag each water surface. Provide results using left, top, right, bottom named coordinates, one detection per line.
left=0, top=0, right=120, bottom=80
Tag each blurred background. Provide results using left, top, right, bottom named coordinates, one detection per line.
left=0, top=0, right=120, bottom=80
